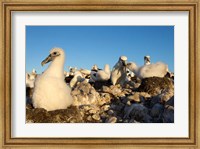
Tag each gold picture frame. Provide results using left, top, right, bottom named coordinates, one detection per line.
left=0, top=0, right=199, bottom=148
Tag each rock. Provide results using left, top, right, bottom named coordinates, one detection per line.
left=107, top=110, right=114, bottom=115
left=26, top=72, right=174, bottom=123
left=165, top=96, right=174, bottom=107
left=139, top=92, right=151, bottom=98
left=106, top=117, right=117, bottom=123
left=94, top=80, right=111, bottom=90
left=98, top=93, right=112, bottom=105
left=92, top=114, right=101, bottom=121
left=26, top=105, right=83, bottom=123
left=121, top=97, right=129, bottom=104
left=126, top=92, right=151, bottom=103
left=126, top=101, right=131, bottom=105
left=71, top=81, right=101, bottom=106
left=123, top=119, right=129, bottom=123
left=26, top=120, right=34, bottom=123
left=131, top=76, right=142, bottom=84
left=160, top=88, right=174, bottom=102
left=127, top=93, right=141, bottom=102
left=137, top=77, right=174, bottom=96
left=124, top=103, right=151, bottom=123
left=163, top=105, right=174, bottom=123
left=116, top=116, right=123, bottom=123
left=150, top=104, right=164, bottom=117
left=110, top=85, right=124, bottom=96
left=110, top=103, right=124, bottom=111
left=150, top=103, right=164, bottom=120
left=102, top=86, right=111, bottom=93
left=101, top=105, right=110, bottom=111
left=122, top=88, right=132, bottom=95
left=134, top=83, right=141, bottom=89
left=100, top=93, right=112, bottom=101
left=89, top=109, right=98, bottom=114
left=79, top=105, right=92, bottom=111
left=80, top=105, right=99, bottom=113
left=102, top=85, right=125, bottom=98
left=125, top=76, right=142, bottom=90
left=100, top=112, right=108, bottom=118
left=149, top=95, right=162, bottom=107
left=87, top=115, right=93, bottom=121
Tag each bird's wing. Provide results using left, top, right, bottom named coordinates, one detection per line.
left=79, top=69, right=91, bottom=75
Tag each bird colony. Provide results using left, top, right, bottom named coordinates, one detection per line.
left=26, top=48, right=174, bottom=123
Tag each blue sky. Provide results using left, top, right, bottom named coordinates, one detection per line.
left=26, top=26, right=174, bottom=73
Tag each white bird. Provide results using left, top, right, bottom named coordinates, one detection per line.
left=32, top=47, right=73, bottom=111
left=144, top=55, right=151, bottom=65
left=91, top=64, right=111, bottom=82
left=68, top=66, right=77, bottom=76
left=26, top=73, right=35, bottom=88
left=127, top=61, right=168, bottom=79
left=79, top=69, right=91, bottom=76
left=111, top=56, right=127, bottom=85
left=126, top=68, right=135, bottom=81
left=70, top=71, right=85, bottom=88
left=26, top=69, right=37, bottom=88
left=32, top=68, right=37, bottom=74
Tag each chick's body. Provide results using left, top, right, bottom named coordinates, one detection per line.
left=32, top=48, right=73, bottom=111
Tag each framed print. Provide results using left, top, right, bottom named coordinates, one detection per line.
left=0, top=0, right=200, bottom=148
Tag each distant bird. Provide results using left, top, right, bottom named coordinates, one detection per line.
left=32, top=68, right=37, bottom=74
left=126, top=68, right=135, bottom=81
left=64, top=71, right=70, bottom=77
left=26, top=73, right=35, bottom=88
left=30, top=68, right=37, bottom=78
left=165, top=71, right=174, bottom=81
left=127, top=61, right=168, bottom=79
left=64, top=67, right=76, bottom=83
left=70, top=71, right=85, bottom=88
left=91, top=64, right=101, bottom=72
left=68, top=66, right=77, bottom=76
left=91, top=64, right=111, bottom=82
left=32, top=47, right=73, bottom=111
left=26, top=68, right=37, bottom=88
left=111, top=56, right=128, bottom=85
left=79, top=68, right=91, bottom=78
left=144, top=55, right=151, bottom=65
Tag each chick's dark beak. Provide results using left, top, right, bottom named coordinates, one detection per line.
left=144, top=57, right=150, bottom=63
left=41, top=54, right=52, bottom=66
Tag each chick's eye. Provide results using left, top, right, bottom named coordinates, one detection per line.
left=53, top=52, right=57, bottom=55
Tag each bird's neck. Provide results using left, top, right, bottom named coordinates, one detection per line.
left=45, top=57, right=65, bottom=79
left=129, top=64, right=138, bottom=75
left=104, top=65, right=110, bottom=74
left=145, top=60, right=150, bottom=65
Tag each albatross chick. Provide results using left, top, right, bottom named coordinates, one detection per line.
left=32, top=47, right=73, bottom=111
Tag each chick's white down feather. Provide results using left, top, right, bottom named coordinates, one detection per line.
left=32, top=48, right=73, bottom=111
left=144, top=56, right=151, bottom=65
left=26, top=69, right=37, bottom=88
left=127, top=62, right=168, bottom=79
left=26, top=73, right=35, bottom=88
left=111, top=56, right=127, bottom=85
left=91, top=64, right=110, bottom=81
left=70, top=71, right=85, bottom=88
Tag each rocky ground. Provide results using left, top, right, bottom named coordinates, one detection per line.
left=26, top=76, right=174, bottom=123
